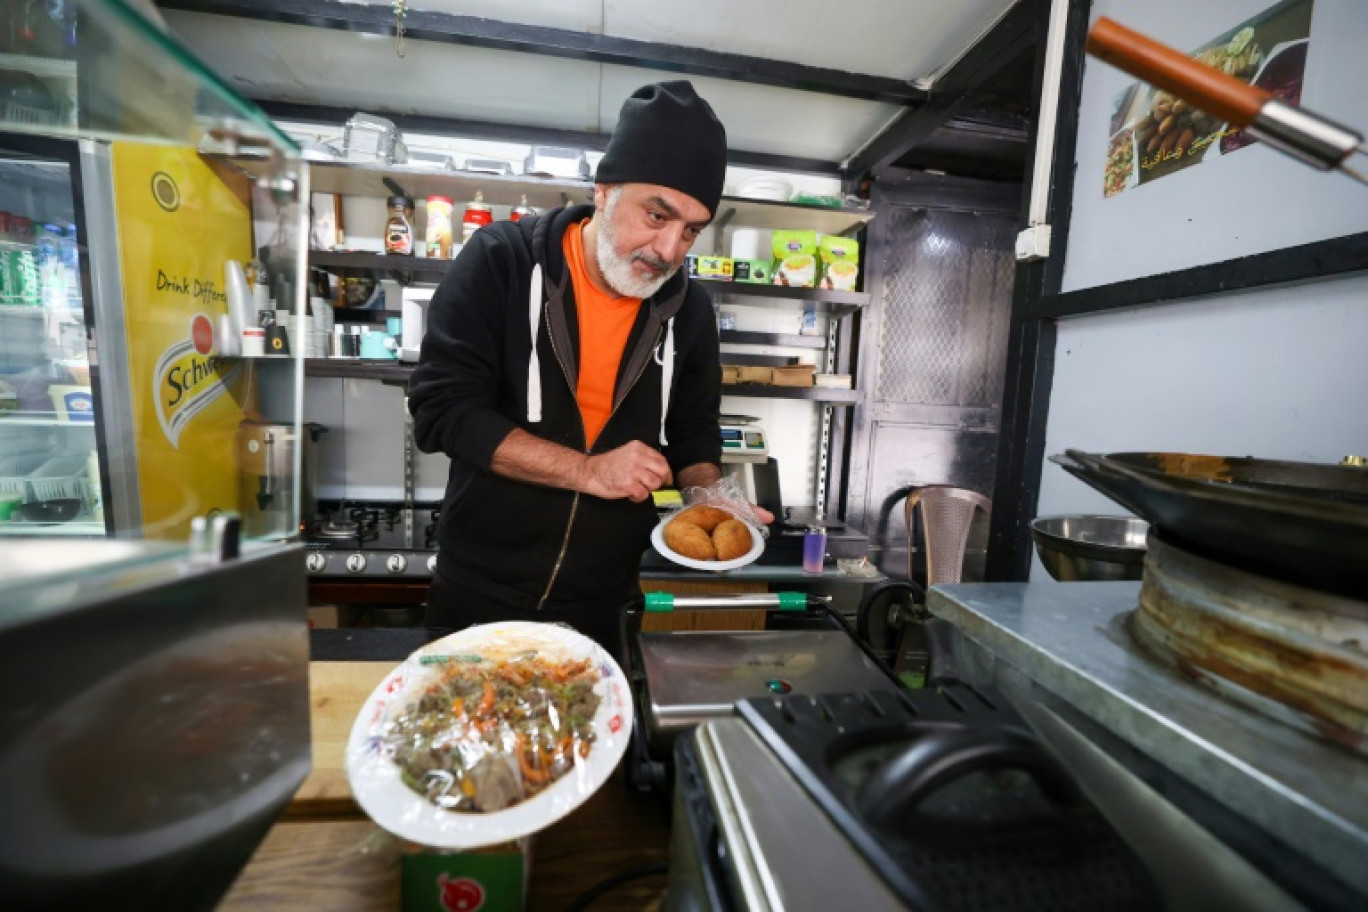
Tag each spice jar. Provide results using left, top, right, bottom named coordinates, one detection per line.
left=384, top=194, right=415, bottom=256
left=425, top=196, right=454, bottom=259
left=461, top=191, right=493, bottom=243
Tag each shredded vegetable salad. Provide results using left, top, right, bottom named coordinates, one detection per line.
left=380, top=654, right=602, bottom=812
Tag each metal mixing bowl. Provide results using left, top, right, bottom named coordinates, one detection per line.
left=1030, top=515, right=1149, bottom=582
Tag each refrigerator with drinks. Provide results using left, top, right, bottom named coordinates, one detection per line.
left=0, top=64, right=307, bottom=543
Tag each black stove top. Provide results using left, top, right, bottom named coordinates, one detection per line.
left=301, top=501, right=442, bottom=579
left=303, top=501, right=441, bottom=552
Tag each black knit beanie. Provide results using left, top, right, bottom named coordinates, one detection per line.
left=595, top=81, right=728, bottom=217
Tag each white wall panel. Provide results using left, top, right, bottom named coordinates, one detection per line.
left=309, top=377, right=450, bottom=502
left=1033, top=277, right=1368, bottom=578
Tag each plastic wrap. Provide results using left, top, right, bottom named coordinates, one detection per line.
left=345, top=622, right=633, bottom=850
left=650, top=478, right=766, bottom=570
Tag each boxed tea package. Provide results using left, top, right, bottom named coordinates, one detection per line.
left=695, top=256, right=734, bottom=281
left=733, top=259, right=770, bottom=284
left=771, top=230, right=817, bottom=288
left=817, top=236, right=860, bottom=290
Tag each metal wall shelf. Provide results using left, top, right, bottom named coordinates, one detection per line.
left=0, top=52, right=76, bottom=79
left=304, top=359, right=412, bottom=384
left=0, top=413, right=97, bottom=428
left=290, top=160, right=872, bottom=413
left=698, top=280, right=869, bottom=308
left=303, top=360, right=859, bottom=402
left=244, top=158, right=873, bottom=235
left=309, top=250, right=451, bottom=280
left=722, top=385, right=858, bottom=404
left=719, top=330, right=827, bottom=349
left=306, top=252, right=869, bottom=317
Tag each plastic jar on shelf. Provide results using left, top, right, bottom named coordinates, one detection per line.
left=425, top=196, right=454, bottom=259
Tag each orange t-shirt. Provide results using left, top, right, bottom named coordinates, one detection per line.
left=563, top=221, right=641, bottom=448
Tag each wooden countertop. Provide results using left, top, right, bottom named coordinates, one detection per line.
left=219, top=661, right=671, bottom=910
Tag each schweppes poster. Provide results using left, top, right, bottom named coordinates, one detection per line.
left=111, top=143, right=252, bottom=538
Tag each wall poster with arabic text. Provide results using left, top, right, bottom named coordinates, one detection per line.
left=1060, top=0, right=1368, bottom=293
left=1104, top=0, right=1313, bottom=199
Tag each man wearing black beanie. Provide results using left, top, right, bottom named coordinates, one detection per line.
left=595, top=80, right=728, bottom=218
left=410, top=81, right=771, bottom=658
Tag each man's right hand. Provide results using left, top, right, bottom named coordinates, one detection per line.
left=578, top=441, right=674, bottom=502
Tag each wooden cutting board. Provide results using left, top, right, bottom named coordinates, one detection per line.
left=286, top=661, right=394, bottom=820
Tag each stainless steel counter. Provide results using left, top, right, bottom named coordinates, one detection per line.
left=927, top=581, right=1368, bottom=903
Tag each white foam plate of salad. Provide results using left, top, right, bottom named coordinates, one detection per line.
left=345, top=621, right=633, bottom=848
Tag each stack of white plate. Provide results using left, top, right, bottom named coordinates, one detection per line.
left=733, top=176, right=793, bottom=202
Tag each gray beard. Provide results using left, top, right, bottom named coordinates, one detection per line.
left=595, top=192, right=677, bottom=299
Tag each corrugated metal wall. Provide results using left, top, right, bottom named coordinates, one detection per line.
left=841, top=176, right=1018, bottom=581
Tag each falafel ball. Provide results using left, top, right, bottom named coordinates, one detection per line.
left=673, top=505, right=732, bottom=534
left=712, top=519, right=752, bottom=561
left=664, top=517, right=717, bottom=561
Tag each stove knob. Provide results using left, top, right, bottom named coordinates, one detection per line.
left=305, top=553, right=326, bottom=574
left=345, top=553, right=367, bottom=573
left=427, top=554, right=438, bottom=575
left=386, top=554, right=408, bottom=574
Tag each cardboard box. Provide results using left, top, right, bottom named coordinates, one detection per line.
left=402, top=839, right=529, bottom=912
left=307, top=605, right=341, bottom=629
left=729, top=365, right=773, bottom=384
left=770, top=365, right=816, bottom=387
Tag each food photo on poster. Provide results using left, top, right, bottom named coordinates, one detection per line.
left=1103, top=0, right=1313, bottom=197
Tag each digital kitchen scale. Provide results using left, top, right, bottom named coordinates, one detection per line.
left=719, top=414, right=768, bottom=464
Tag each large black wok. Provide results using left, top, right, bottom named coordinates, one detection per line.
left=1051, top=451, right=1368, bottom=598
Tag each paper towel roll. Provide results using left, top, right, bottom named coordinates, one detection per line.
left=224, top=260, right=253, bottom=336
left=730, top=228, right=761, bottom=262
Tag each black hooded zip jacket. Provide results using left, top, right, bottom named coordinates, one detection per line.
left=408, top=204, right=722, bottom=612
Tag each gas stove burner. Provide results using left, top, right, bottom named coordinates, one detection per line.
left=317, top=518, right=360, bottom=540
left=423, top=508, right=440, bottom=550
left=346, top=506, right=380, bottom=526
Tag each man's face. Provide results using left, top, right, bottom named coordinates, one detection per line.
left=594, top=183, right=712, bottom=299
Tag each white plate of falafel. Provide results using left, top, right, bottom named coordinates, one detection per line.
left=650, top=504, right=765, bottom=571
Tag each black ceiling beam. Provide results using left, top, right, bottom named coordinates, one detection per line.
left=256, top=100, right=843, bottom=176
left=843, top=0, right=1037, bottom=180
left=161, top=0, right=928, bottom=105
left=941, top=115, right=1032, bottom=144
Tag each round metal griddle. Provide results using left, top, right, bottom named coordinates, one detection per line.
left=1051, top=450, right=1368, bottom=598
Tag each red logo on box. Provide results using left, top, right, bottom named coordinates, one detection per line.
left=437, top=873, right=485, bottom=911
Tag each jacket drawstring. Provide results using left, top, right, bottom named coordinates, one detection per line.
left=526, top=263, right=543, bottom=424
left=658, top=317, right=675, bottom=446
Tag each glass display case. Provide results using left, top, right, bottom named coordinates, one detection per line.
left=0, top=5, right=312, bottom=910
left=0, top=0, right=307, bottom=547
